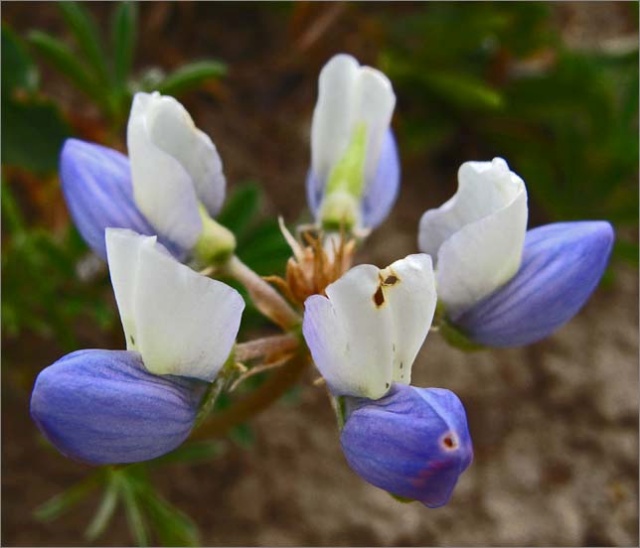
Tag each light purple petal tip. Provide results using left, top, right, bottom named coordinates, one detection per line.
left=457, top=221, right=615, bottom=347
left=361, top=129, right=400, bottom=229
left=30, top=349, right=205, bottom=465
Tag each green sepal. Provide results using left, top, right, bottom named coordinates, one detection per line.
left=192, top=208, right=237, bottom=266
left=440, top=318, right=486, bottom=352
left=389, top=493, right=417, bottom=504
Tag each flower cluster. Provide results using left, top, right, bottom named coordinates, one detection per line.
left=31, top=54, right=613, bottom=510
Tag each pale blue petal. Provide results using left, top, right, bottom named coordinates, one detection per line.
left=361, top=129, right=400, bottom=229
left=60, top=139, right=185, bottom=260
left=456, top=221, right=615, bottom=347
left=30, top=349, right=205, bottom=465
left=341, top=384, right=473, bottom=508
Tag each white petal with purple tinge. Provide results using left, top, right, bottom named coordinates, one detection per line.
left=106, top=229, right=244, bottom=381
left=127, top=92, right=226, bottom=250
left=419, top=158, right=528, bottom=318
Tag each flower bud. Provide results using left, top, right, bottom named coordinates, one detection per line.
left=30, top=349, right=205, bottom=465
left=307, top=55, right=399, bottom=232
left=341, top=384, right=473, bottom=508
left=454, top=221, right=615, bottom=347
left=60, top=139, right=184, bottom=260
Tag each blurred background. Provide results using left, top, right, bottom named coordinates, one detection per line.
left=2, top=2, right=638, bottom=546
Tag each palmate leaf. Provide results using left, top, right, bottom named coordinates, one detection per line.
left=57, top=1, right=110, bottom=87
left=27, top=31, right=104, bottom=106
left=1, top=95, right=70, bottom=174
left=111, top=1, right=137, bottom=92
left=2, top=24, right=39, bottom=95
left=155, top=60, right=227, bottom=96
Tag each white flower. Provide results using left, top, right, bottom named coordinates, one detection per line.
left=302, top=254, right=437, bottom=399
left=127, top=92, right=226, bottom=251
left=308, top=54, right=398, bottom=231
left=418, top=158, right=528, bottom=319
left=106, top=228, right=244, bottom=381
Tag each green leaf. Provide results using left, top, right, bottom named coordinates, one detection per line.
left=2, top=24, right=39, bottom=95
left=216, top=182, right=261, bottom=237
left=423, top=71, right=504, bottom=111
left=85, top=473, right=121, bottom=541
left=111, top=1, right=137, bottom=92
left=1, top=95, right=70, bottom=174
left=58, top=1, right=110, bottom=86
left=28, top=30, right=104, bottom=105
left=156, top=60, right=226, bottom=96
left=120, top=477, right=149, bottom=547
left=140, top=490, right=200, bottom=547
left=35, top=474, right=101, bottom=522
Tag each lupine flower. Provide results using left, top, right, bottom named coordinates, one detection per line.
left=30, top=229, right=245, bottom=464
left=418, top=158, right=614, bottom=348
left=60, top=139, right=184, bottom=260
left=306, top=54, right=400, bottom=232
left=31, top=350, right=205, bottom=465
left=59, top=92, right=233, bottom=262
left=454, top=221, right=614, bottom=347
left=341, top=384, right=473, bottom=508
left=418, top=157, right=528, bottom=319
left=303, top=253, right=437, bottom=399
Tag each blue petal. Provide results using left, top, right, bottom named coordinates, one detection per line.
left=30, top=349, right=205, bottom=465
left=361, top=129, right=400, bottom=229
left=305, top=129, right=400, bottom=229
left=60, top=139, right=186, bottom=260
left=341, top=384, right=473, bottom=508
left=456, top=221, right=615, bottom=347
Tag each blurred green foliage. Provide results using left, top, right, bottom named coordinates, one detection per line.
left=376, top=2, right=638, bottom=264
left=27, top=1, right=226, bottom=129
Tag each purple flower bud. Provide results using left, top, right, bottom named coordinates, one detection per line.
left=341, top=384, right=473, bottom=508
left=455, top=221, right=615, bottom=347
left=60, top=139, right=184, bottom=260
left=30, top=349, right=205, bottom=465
left=306, top=129, right=400, bottom=230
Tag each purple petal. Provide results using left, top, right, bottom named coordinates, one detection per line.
left=361, top=129, right=400, bottom=229
left=60, top=139, right=186, bottom=260
left=456, top=221, right=615, bottom=347
left=305, top=129, right=400, bottom=229
left=341, top=384, right=473, bottom=508
left=30, top=349, right=205, bottom=465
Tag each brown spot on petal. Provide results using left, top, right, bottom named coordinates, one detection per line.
left=373, top=286, right=385, bottom=307
left=442, top=434, right=457, bottom=450
left=382, top=274, right=399, bottom=286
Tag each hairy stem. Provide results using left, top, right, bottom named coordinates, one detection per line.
left=191, top=351, right=310, bottom=440
left=224, top=255, right=301, bottom=330
left=234, top=333, right=300, bottom=362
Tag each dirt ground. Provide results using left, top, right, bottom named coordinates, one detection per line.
left=2, top=3, right=638, bottom=546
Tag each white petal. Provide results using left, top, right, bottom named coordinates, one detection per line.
left=379, top=254, right=437, bottom=385
left=418, top=158, right=528, bottom=317
left=133, top=239, right=244, bottom=381
left=105, top=228, right=155, bottom=351
left=437, top=189, right=527, bottom=319
left=127, top=93, right=225, bottom=250
left=303, top=264, right=394, bottom=399
left=311, top=55, right=395, bottom=189
left=354, top=67, right=395, bottom=183
left=311, top=54, right=360, bottom=185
